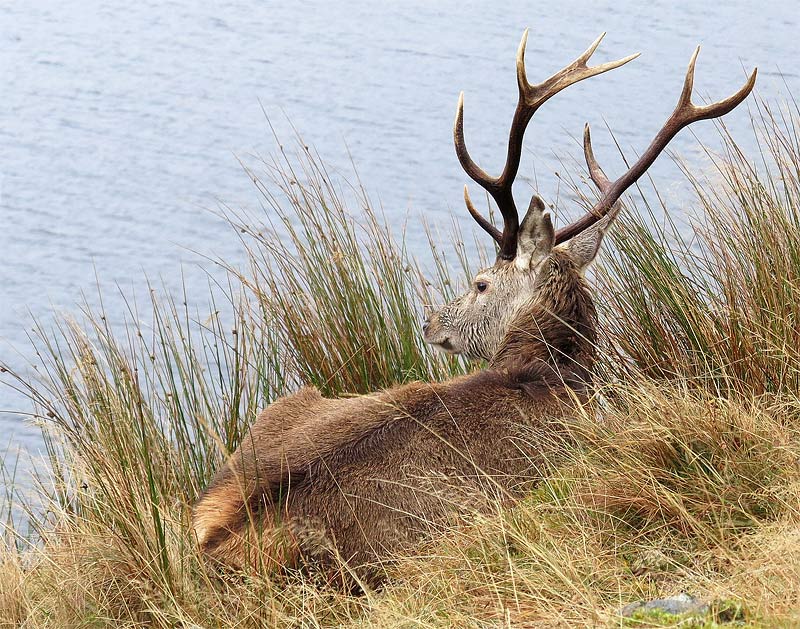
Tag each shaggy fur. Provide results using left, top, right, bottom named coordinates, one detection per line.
left=192, top=247, right=597, bottom=586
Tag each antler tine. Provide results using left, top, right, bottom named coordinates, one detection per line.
left=582, top=123, right=611, bottom=193
left=515, top=29, right=531, bottom=91
left=682, top=47, right=758, bottom=121
left=582, top=123, right=623, bottom=227
left=677, top=47, right=700, bottom=110
left=555, top=49, right=757, bottom=245
left=455, top=91, right=517, bottom=252
left=453, top=93, right=495, bottom=198
left=457, top=30, right=638, bottom=260
left=463, top=186, right=502, bottom=242
left=521, top=33, right=640, bottom=109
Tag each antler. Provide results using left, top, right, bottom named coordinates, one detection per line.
left=455, top=30, right=638, bottom=260
left=556, top=47, right=757, bottom=244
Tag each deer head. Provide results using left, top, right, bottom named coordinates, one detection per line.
left=423, top=31, right=756, bottom=361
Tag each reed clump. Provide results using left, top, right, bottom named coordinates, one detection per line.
left=2, top=102, right=800, bottom=627
left=598, top=99, right=800, bottom=399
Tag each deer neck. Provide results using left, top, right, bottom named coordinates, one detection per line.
left=488, top=252, right=597, bottom=386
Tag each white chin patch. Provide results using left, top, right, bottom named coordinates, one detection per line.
left=430, top=339, right=459, bottom=355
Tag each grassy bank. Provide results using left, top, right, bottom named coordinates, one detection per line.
left=2, top=102, right=800, bottom=627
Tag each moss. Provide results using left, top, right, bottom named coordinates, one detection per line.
left=620, top=598, right=766, bottom=628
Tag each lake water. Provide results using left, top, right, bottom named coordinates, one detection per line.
left=1, top=1, right=798, bottom=462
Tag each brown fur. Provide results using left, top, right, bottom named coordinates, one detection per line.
left=491, top=250, right=597, bottom=383
left=192, top=249, right=595, bottom=586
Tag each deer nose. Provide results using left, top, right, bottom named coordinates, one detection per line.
left=422, top=318, right=430, bottom=333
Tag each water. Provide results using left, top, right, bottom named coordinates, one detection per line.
left=0, top=0, right=797, bottom=461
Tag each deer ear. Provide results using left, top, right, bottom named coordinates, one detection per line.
left=565, top=202, right=621, bottom=271
left=515, top=195, right=555, bottom=270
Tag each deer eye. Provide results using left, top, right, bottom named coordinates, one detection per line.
left=476, top=281, right=488, bottom=293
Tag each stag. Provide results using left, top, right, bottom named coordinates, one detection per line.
left=192, top=32, right=755, bottom=586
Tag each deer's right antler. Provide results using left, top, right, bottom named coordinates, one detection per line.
left=455, top=31, right=638, bottom=261
left=557, top=47, right=757, bottom=243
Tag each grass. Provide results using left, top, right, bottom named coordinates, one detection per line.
left=597, top=96, right=800, bottom=398
left=2, top=101, right=800, bottom=627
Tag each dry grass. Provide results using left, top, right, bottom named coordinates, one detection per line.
left=3, top=103, right=800, bottom=627
left=5, top=382, right=797, bottom=628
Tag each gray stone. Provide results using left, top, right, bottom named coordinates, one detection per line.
left=620, top=593, right=710, bottom=618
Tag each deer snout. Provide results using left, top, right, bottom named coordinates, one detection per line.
left=422, top=311, right=457, bottom=353
left=422, top=312, right=440, bottom=341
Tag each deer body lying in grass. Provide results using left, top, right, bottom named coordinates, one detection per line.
left=192, top=32, right=755, bottom=586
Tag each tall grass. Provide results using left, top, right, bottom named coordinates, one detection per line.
left=0, top=140, right=467, bottom=627
left=224, top=141, right=468, bottom=395
left=598, top=98, right=800, bottom=398
left=2, top=103, right=800, bottom=626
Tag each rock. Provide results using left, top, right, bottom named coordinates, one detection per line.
left=620, top=593, right=710, bottom=618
